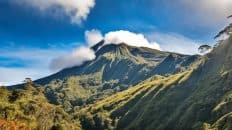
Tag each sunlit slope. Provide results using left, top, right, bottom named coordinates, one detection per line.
left=75, top=37, right=232, bottom=130
left=75, top=70, right=195, bottom=130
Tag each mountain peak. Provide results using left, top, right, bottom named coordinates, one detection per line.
left=91, top=40, right=105, bottom=51
left=93, top=42, right=133, bottom=58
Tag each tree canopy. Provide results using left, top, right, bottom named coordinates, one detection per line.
left=215, top=15, right=232, bottom=39
left=198, top=45, right=212, bottom=54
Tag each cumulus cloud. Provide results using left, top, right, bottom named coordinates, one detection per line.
left=50, top=46, right=96, bottom=71
left=147, top=32, right=201, bottom=55
left=50, top=30, right=200, bottom=73
left=50, top=30, right=161, bottom=72
left=85, top=29, right=103, bottom=46
left=85, top=30, right=161, bottom=50
left=19, top=0, right=95, bottom=24
left=49, top=30, right=102, bottom=72
left=104, top=30, right=161, bottom=50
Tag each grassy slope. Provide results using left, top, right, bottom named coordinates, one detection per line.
left=75, top=37, right=232, bottom=130
left=75, top=70, right=194, bottom=130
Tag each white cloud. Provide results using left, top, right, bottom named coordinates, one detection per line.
left=46, top=30, right=200, bottom=76
left=18, top=0, right=95, bottom=24
left=179, top=0, right=232, bottom=26
left=104, top=30, right=161, bottom=50
left=0, top=45, right=96, bottom=85
left=0, top=67, right=50, bottom=86
left=147, top=32, right=201, bottom=55
left=49, top=46, right=96, bottom=71
left=85, top=29, right=103, bottom=46
left=0, top=48, right=67, bottom=68
left=183, top=0, right=232, bottom=16
left=0, top=48, right=67, bottom=86
left=50, top=30, right=161, bottom=72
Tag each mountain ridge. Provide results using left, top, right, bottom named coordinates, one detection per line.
left=34, top=42, right=198, bottom=86
left=8, top=42, right=199, bottom=114
left=74, top=36, right=232, bottom=130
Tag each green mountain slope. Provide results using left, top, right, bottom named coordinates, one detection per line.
left=43, top=43, right=197, bottom=105
left=75, top=36, right=232, bottom=130
left=36, top=43, right=198, bottom=87
left=10, top=42, right=198, bottom=111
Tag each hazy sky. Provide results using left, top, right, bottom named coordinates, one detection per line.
left=0, top=0, right=232, bottom=85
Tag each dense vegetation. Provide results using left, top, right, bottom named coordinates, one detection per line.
left=0, top=83, right=81, bottom=130
left=75, top=70, right=194, bottom=130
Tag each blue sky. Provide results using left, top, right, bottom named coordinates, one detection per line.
left=0, top=0, right=232, bottom=85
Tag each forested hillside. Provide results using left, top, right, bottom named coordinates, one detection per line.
left=0, top=83, right=81, bottom=130
left=74, top=36, right=232, bottom=130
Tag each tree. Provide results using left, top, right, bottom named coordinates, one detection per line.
left=214, top=24, right=232, bottom=39
left=214, top=15, right=232, bottom=39
left=51, top=124, right=66, bottom=130
left=198, top=45, right=212, bottom=54
left=24, top=78, right=32, bottom=83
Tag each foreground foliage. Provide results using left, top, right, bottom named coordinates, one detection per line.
left=0, top=84, right=81, bottom=130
